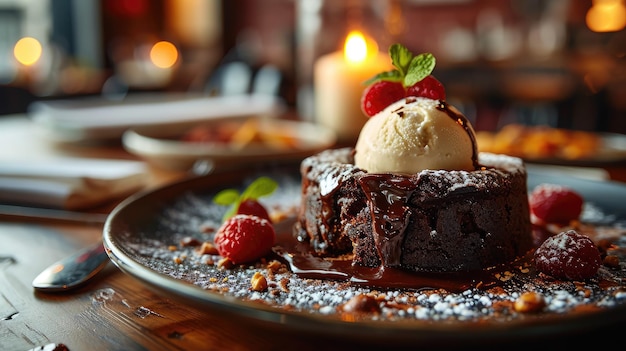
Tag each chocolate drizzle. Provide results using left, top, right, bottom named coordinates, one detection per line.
left=296, top=147, right=532, bottom=274
left=359, top=175, right=415, bottom=267
left=279, top=218, right=502, bottom=292
left=435, top=100, right=481, bottom=170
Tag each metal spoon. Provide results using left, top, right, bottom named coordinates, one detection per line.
left=0, top=206, right=111, bottom=292
left=32, top=242, right=109, bottom=292
left=30, top=142, right=216, bottom=292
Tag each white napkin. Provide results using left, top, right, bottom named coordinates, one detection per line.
left=0, top=158, right=148, bottom=210
left=29, top=93, right=285, bottom=142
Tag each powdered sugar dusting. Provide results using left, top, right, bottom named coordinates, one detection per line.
left=111, top=170, right=626, bottom=326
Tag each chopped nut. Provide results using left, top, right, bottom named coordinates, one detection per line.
left=266, top=260, right=282, bottom=273
left=495, top=271, right=514, bottom=281
left=168, top=245, right=178, bottom=251
left=341, top=294, right=381, bottom=314
left=270, top=209, right=288, bottom=223
left=173, top=256, right=183, bottom=264
left=279, top=277, right=290, bottom=293
left=217, top=257, right=234, bottom=269
left=514, top=291, right=546, bottom=313
left=197, top=242, right=219, bottom=255
left=603, top=255, right=620, bottom=268
left=597, top=239, right=614, bottom=254
left=251, top=272, right=268, bottom=292
left=180, top=236, right=201, bottom=247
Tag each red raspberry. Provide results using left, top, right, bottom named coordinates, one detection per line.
left=528, top=183, right=583, bottom=225
left=534, top=229, right=601, bottom=280
left=213, top=214, right=276, bottom=264
left=237, top=199, right=272, bottom=223
left=361, top=80, right=405, bottom=117
left=405, top=75, right=446, bottom=101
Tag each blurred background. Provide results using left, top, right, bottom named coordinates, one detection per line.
left=1, top=0, right=625, bottom=134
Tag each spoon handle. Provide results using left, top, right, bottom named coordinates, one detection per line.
left=32, top=243, right=109, bottom=292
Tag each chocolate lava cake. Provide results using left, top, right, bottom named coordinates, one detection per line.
left=294, top=147, right=532, bottom=272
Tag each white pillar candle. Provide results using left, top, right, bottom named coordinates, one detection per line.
left=314, top=32, right=390, bottom=144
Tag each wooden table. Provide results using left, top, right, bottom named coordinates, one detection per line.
left=0, top=115, right=343, bottom=351
left=1, top=114, right=625, bottom=351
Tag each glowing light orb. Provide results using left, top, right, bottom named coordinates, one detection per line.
left=14, top=37, right=42, bottom=66
left=150, top=41, right=179, bottom=68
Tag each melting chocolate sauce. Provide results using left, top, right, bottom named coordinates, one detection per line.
left=276, top=219, right=508, bottom=293
left=358, top=175, right=414, bottom=267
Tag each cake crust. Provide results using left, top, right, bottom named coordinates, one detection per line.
left=295, top=147, right=532, bottom=272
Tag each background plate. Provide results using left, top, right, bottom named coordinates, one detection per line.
left=29, top=93, right=285, bottom=143
left=122, top=119, right=337, bottom=170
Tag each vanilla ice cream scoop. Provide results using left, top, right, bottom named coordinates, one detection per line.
left=354, top=97, right=477, bottom=174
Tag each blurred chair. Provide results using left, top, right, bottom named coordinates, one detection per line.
left=252, top=65, right=282, bottom=96
left=205, top=61, right=252, bottom=96
left=101, top=75, right=129, bottom=101
left=204, top=61, right=282, bottom=97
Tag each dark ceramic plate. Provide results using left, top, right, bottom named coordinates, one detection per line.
left=103, top=161, right=626, bottom=347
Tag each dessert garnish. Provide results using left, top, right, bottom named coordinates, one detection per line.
left=361, top=44, right=445, bottom=117
left=355, top=47, right=477, bottom=174
left=534, top=229, right=602, bottom=280
left=529, top=183, right=584, bottom=226
left=213, top=176, right=278, bottom=222
left=212, top=176, right=278, bottom=264
left=213, top=214, right=276, bottom=264
left=529, top=183, right=605, bottom=281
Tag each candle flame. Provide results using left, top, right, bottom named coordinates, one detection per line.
left=344, top=31, right=377, bottom=64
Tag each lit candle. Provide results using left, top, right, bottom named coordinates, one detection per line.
left=314, top=31, right=391, bottom=144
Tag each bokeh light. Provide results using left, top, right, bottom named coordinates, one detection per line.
left=149, top=41, right=179, bottom=68
left=586, top=0, right=626, bottom=32
left=13, top=37, right=42, bottom=66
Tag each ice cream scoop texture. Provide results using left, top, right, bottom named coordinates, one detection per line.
left=354, top=97, right=477, bottom=174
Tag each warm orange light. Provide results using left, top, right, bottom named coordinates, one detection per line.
left=149, top=41, right=178, bottom=68
left=14, top=37, right=42, bottom=66
left=586, top=0, right=626, bottom=32
left=343, top=31, right=378, bottom=64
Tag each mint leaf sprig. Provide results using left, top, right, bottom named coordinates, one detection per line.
left=364, top=44, right=435, bottom=88
left=213, top=176, right=278, bottom=222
